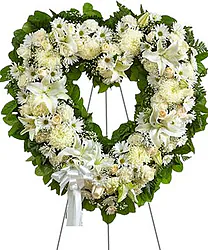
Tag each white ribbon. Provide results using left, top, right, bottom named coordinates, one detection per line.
left=51, top=165, right=92, bottom=226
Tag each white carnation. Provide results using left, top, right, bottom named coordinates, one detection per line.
left=121, top=15, right=137, bottom=28
left=77, top=37, right=101, bottom=60
left=120, top=29, right=143, bottom=56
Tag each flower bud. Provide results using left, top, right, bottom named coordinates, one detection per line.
left=138, top=12, right=150, bottom=28
left=92, top=185, right=105, bottom=199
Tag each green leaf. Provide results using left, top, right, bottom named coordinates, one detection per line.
left=161, top=15, right=176, bottom=26
left=43, top=173, right=52, bottom=185
left=67, top=67, right=82, bottom=81
left=1, top=100, right=17, bottom=115
left=49, top=179, right=60, bottom=195
left=85, top=122, right=103, bottom=139
left=196, top=52, right=208, bottom=62
left=83, top=3, right=102, bottom=18
left=22, top=11, right=52, bottom=33
left=173, top=138, right=195, bottom=154
left=111, top=121, right=136, bottom=143
left=35, top=165, right=53, bottom=176
left=9, top=50, right=20, bottom=63
left=8, top=120, right=27, bottom=140
left=101, top=209, right=116, bottom=224
left=12, top=29, right=27, bottom=49
left=3, top=114, right=18, bottom=126
left=161, top=166, right=172, bottom=184
left=83, top=199, right=96, bottom=211
left=197, top=61, right=207, bottom=77
left=0, top=66, right=11, bottom=82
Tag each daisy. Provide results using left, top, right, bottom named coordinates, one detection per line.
left=17, top=91, right=28, bottom=105
left=95, top=26, right=112, bottom=41
left=10, top=63, right=21, bottom=79
left=51, top=17, right=67, bottom=30
left=172, top=22, right=186, bottom=40
left=70, top=117, right=84, bottom=133
left=35, top=115, right=52, bottom=132
left=155, top=24, right=169, bottom=40
left=63, top=55, right=79, bottom=68
left=113, top=141, right=129, bottom=155
left=116, top=21, right=127, bottom=35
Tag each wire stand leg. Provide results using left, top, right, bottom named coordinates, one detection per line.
left=56, top=200, right=68, bottom=250
left=119, top=85, right=162, bottom=250
left=105, top=91, right=110, bottom=250
left=55, top=85, right=94, bottom=250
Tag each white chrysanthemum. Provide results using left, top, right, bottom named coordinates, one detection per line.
left=140, top=165, right=155, bottom=182
left=81, top=19, right=99, bottom=33
left=128, top=133, right=143, bottom=146
left=142, top=59, right=158, bottom=74
left=155, top=24, right=169, bottom=40
left=172, top=22, right=186, bottom=40
left=95, top=26, right=112, bottom=41
left=158, top=79, right=194, bottom=104
left=147, top=75, right=161, bottom=89
left=151, top=92, right=168, bottom=110
left=35, top=115, right=52, bottom=132
left=183, top=96, right=195, bottom=112
left=128, top=146, right=151, bottom=167
left=120, top=29, right=143, bottom=56
left=49, top=124, right=74, bottom=150
left=32, top=28, right=48, bottom=47
left=121, top=15, right=137, bottom=28
left=57, top=103, right=74, bottom=122
left=163, top=155, right=174, bottom=166
left=36, top=50, right=61, bottom=70
left=77, top=37, right=101, bottom=60
left=48, top=68, right=63, bottom=82
left=117, top=167, right=134, bottom=183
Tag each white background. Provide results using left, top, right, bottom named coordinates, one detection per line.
left=0, top=0, right=208, bottom=249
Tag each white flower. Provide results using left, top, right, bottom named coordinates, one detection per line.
left=36, top=50, right=61, bottom=69
left=183, top=96, right=195, bottom=112
left=150, top=13, right=162, bottom=22
left=158, top=78, right=194, bottom=104
left=136, top=106, right=186, bottom=148
left=175, top=63, right=196, bottom=84
left=177, top=135, right=188, bottom=147
left=63, top=55, right=79, bottom=67
left=57, top=103, right=74, bottom=122
left=116, top=21, right=127, bottom=34
left=51, top=17, right=68, bottom=31
left=81, top=19, right=99, bottom=33
left=10, top=63, right=21, bottom=79
left=117, top=167, right=134, bottom=183
left=77, top=37, right=101, bottom=60
left=27, top=76, right=69, bottom=114
left=121, top=15, right=137, bottom=28
left=35, top=115, right=52, bottom=132
left=49, top=124, right=74, bottom=150
left=155, top=24, right=169, bottom=40
left=17, top=44, right=31, bottom=59
left=106, top=205, right=117, bottom=215
left=172, top=22, right=186, bottom=40
left=95, top=26, right=112, bottom=41
left=120, top=29, right=143, bottom=56
left=17, top=91, right=27, bottom=105
left=163, top=155, right=174, bottom=166
left=70, top=117, right=84, bottom=133
left=128, top=133, right=143, bottom=146
left=113, top=141, right=129, bottom=155
left=32, top=29, right=48, bottom=47
left=143, top=40, right=183, bottom=75
left=142, top=59, right=158, bottom=74
left=19, top=115, right=36, bottom=140
left=128, top=146, right=151, bottom=166
left=140, top=165, right=155, bottom=182
left=39, top=145, right=56, bottom=158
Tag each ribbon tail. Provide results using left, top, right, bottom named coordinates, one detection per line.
left=66, top=188, right=82, bottom=226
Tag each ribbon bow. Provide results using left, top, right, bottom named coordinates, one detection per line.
left=52, top=165, right=92, bottom=226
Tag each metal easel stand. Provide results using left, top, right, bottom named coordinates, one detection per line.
left=56, top=85, right=162, bottom=250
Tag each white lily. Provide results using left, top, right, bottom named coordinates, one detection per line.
left=19, top=115, right=36, bottom=141
left=136, top=106, right=186, bottom=148
left=27, top=76, right=69, bottom=114
left=143, top=40, right=182, bottom=75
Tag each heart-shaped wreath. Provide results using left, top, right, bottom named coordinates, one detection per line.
left=1, top=2, right=208, bottom=225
